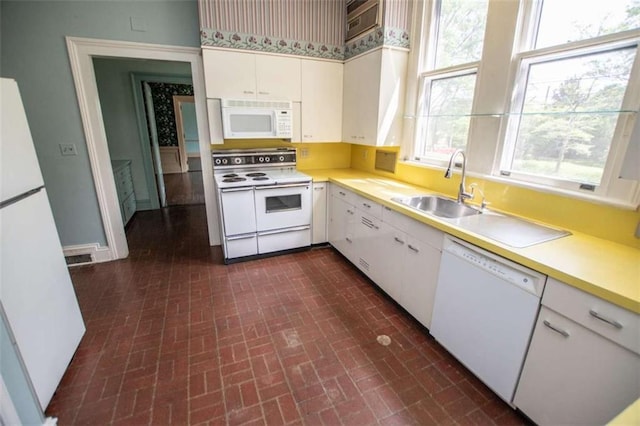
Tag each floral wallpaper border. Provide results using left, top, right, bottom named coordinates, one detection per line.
left=200, top=27, right=410, bottom=60
left=344, top=27, right=410, bottom=60
left=201, top=29, right=344, bottom=60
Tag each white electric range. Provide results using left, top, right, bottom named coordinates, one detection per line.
left=212, top=148, right=312, bottom=263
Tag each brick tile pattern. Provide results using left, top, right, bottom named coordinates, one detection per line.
left=46, top=205, right=529, bottom=425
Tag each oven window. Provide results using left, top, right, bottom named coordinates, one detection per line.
left=265, top=194, right=301, bottom=213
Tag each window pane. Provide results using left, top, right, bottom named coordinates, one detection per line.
left=509, top=48, right=635, bottom=184
left=536, top=0, right=640, bottom=49
left=418, top=73, right=476, bottom=161
left=434, top=0, right=489, bottom=68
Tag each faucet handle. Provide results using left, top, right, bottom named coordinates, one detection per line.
left=469, top=183, right=488, bottom=210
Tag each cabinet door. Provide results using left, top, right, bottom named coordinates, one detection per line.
left=376, top=222, right=405, bottom=301
left=203, top=50, right=256, bottom=99
left=354, top=211, right=383, bottom=283
left=255, top=55, right=301, bottom=101
left=401, top=235, right=441, bottom=329
left=514, top=307, right=640, bottom=426
left=342, top=50, right=381, bottom=144
left=301, top=60, right=343, bottom=142
left=312, top=183, right=328, bottom=244
left=328, top=195, right=356, bottom=259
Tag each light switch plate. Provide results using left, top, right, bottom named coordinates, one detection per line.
left=59, top=143, right=77, bottom=156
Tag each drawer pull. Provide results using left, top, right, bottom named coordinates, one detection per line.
left=346, top=237, right=352, bottom=243
left=363, top=203, right=371, bottom=208
left=339, top=191, right=346, bottom=196
left=394, top=237, right=405, bottom=244
left=408, top=244, right=419, bottom=253
left=589, top=310, right=623, bottom=329
left=543, top=320, right=570, bottom=338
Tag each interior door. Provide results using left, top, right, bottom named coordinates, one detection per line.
left=172, top=95, right=196, bottom=172
left=143, top=82, right=166, bottom=207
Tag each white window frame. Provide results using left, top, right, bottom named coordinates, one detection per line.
left=497, top=3, right=640, bottom=206
left=410, top=0, right=487, bottom=167
left=414, top=66, right=479, bottom=163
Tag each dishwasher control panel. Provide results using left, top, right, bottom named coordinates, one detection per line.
left=444, top=237, right=546, bottom=297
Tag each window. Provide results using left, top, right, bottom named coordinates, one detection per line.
left=414, top=0, right=489, bottom=163
left=501, top=0, right=640, bottom=194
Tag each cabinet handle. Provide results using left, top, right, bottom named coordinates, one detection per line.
left=304, top=134, right=313, bottom=138
left=408, top=244, right=419, bottom=253
left=346, top=237, right=352, bottom=243
left=543, top=320, right=570, bottom=338
left=346, top=209, right=354, bottom=215
left=394, top=237, right=405, bottom=244
left=258, top=91, right=270, bottom=95
left=314, top=187, right=324, bottom=191
left=243, top=90, right=255, bottom=94
left=339, top=191, right=346, bottom=196
left=589, top=310, right=623, bottom=329
left=362, top=203, right=371, bottom=208
left=373, top=225, right=379, bottom=230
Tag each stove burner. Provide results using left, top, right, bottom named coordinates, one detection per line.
left=223, top=173, right=238, bottom=178
left=222, top=177, right=246, bottom=183
left=252, top=177, right=270, bottom=181
left=246, top=172, right=267, bottom=177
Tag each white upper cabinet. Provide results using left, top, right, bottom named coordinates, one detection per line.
left=342, top=47, right=408, bottom=146
left=203, top=49, right=301, bottom=101
left=300, top=59, right=343, bottom=142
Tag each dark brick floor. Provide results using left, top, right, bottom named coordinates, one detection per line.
left=46, top=205, right=528, bottom=425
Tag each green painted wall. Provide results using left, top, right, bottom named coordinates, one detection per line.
left=0, top=0, right=199, bottom=247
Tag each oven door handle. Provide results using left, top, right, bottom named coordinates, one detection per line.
left=254, top=182, right=310, bottom=190
left=258, top=225, right=310, bottom=236
left=221, top=187, right=254, bottom=193
left=226, top=233, right=256, bottom=241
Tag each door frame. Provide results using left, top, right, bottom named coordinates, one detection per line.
left=131, top=73, right=193, bottom=210
left=173, top=95, right=195, bottom=172
left=66, top=36, right=220, bottom=261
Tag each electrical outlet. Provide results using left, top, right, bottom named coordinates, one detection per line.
left=59, top=143, right=77, bottom=156
left=300, top=148, right=309, bottom=159
left=362, top=150, right=368, bottom=160
left=636, top=221, right=640, bottom=238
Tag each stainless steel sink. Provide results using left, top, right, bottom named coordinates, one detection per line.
left=391, top=195, right=481, bottom=219
left=391, top=194, right=570, bottom=247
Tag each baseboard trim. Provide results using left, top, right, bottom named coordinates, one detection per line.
left=63, top=243, right=112, bottom=265
left=136, top=199, right=153, bottom=211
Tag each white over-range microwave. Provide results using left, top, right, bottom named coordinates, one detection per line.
left=221, top=99, right=293, bottom=139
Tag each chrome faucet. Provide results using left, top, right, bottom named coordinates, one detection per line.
left=444, top=149, right=473, bottom=203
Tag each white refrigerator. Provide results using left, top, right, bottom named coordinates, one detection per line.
left=0, top=78, right=86, bottom=411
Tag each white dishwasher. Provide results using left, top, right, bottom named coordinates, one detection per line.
left=430, top=236, right=546, bottom=404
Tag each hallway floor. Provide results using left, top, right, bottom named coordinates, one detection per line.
left=164, top=170, right=205, bottom=206
left=46, top=205, right=529, bottom=425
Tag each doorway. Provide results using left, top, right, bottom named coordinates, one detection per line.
left=66, top=37, right=220, bottom=261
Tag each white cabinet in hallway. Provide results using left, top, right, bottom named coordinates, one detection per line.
left=203, top=49, right=301, bottom=101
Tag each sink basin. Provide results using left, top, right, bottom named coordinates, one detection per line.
left=391, top=195, right=481, bottom=219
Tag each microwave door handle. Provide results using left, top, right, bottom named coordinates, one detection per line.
left=255, top=183, right=310, bottom=190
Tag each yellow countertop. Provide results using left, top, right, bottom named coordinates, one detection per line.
left=305, top=168, right=640, bottom=314
left=608, top=399, right=639, bottom=425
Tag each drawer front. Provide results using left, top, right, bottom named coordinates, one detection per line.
left=354, top=194, right=382, bottom=219
left=122, top=192, right=136, bottom=225
left=225, top=234, right=258, bottom=259
left=329, top=184, right=355, bottom=205
left=382, top=206, right=444, bottom=250
left=543, top=278, right=640, bottom=354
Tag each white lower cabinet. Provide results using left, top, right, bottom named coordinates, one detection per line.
left=328, top=184, right=444, bottom=329
left=328, top=192, right=356, bottom=262
left=514, top=279, right=640, bottom=425
left=312, top=183, right=328, bottom=244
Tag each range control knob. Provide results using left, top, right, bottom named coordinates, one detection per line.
left=265, top=157, right=271, bottom=162
left=214, top=159, right=221, bottom=165
left=279, top=155, right=285, bottom=162
left=234, top=157, right=242, bottom=164
left=258, top=157, right=264, bottom=162
left=222, top=158, right=228, bottom=164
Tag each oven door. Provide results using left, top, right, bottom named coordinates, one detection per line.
left=254, top=183, right=312, bottom=231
